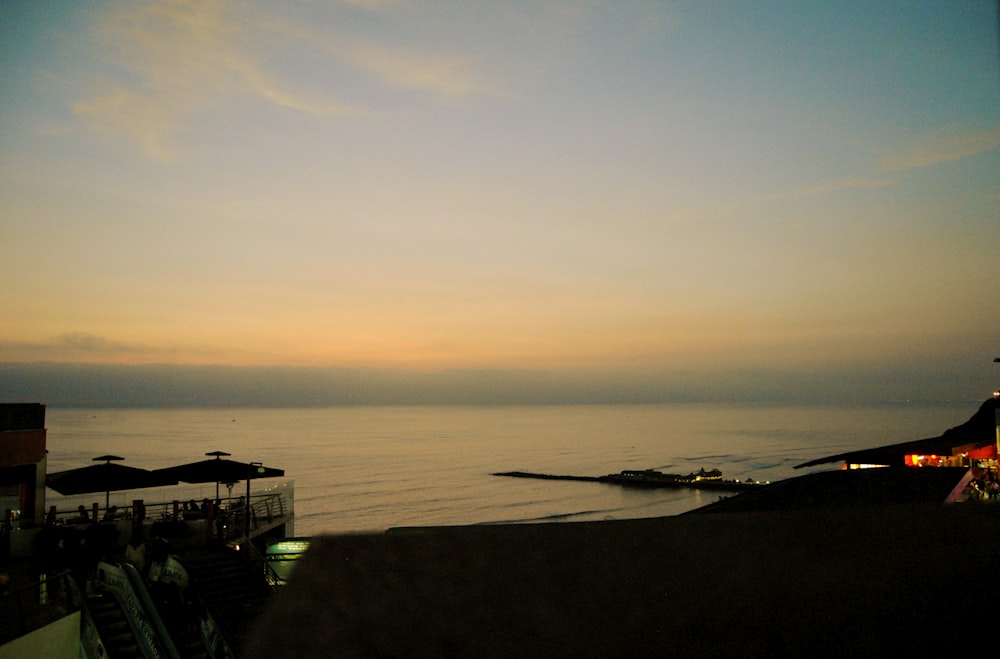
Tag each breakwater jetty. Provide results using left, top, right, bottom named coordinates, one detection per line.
left=493, top=468, right=761, bottom=491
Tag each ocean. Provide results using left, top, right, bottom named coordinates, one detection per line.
left=40, top=402, right=977, bottom=536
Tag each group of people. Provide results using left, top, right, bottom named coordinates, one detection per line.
left=33, top=497, right=195, bottom=597
left=32, top=518, right=121, bottom=596
left=32, top=493, right=247, bottom=587
left=120, top=527, right=201, bottom=636
left=966, top=467, right=1000, bottom=501
left=180, top=498, right=214, bottom=520
left=66, top=503, right=129, bottom=525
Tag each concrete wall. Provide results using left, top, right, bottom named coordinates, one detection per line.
left=0, top=611, right=80, bottom=659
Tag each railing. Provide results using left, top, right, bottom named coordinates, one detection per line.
left=0, top=569, right=81, bottom=646
left=229, top=531, right=284, bottom=591
left=225, top=491, right=289, bottom=540
left=79, top=587, right=108, bottom=659
left=34, top=479, right=294, bottom=541
left=195, top=599, right=234, bottom=659
left=37, top=479, right=294, bottom=523
left=102, top=560, right=235, bottom=659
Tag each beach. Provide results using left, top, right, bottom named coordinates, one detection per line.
left=6, top=400, right=998, bottom=656
left=247, top=501, right=1000, bottom=657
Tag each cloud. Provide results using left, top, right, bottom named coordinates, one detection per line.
left=881, top=126, right=1000, bottom=172
left=73, top=0, right=361, bottom=160
left=270, top=7, right=490, bottom=99
left=336, top=0, right=398, bottom=9
left=345, top=41, right=485, bottom=97
left=0, top=333, right=178, bottom=363
left=55, top=332, right=148, bottom=354
left=750, top=124, right=1000, bottom=204
left=73, top=87, right=181, bottom=162
left=2, top=360, right=992, bottom=407
left=71, top=0, right=493, bottom=159
left=753, top=176, right=896, bottom=203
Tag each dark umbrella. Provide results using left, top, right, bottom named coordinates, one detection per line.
left=47, top=455, right=178, bottom=509
left=154, top=451, right=284, bottom=500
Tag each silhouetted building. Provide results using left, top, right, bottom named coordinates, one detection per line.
left=795, top=397, right=999, bottom=469
left=0, top=403, right=47, bottom=528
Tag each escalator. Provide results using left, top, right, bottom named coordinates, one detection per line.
left=91, top=562, right=180, bottom=658
left=92, top=559, right=229, bottom=659
left=1, top=562, right=230, bottom=658
left=86, top=590, right=145, bottom=659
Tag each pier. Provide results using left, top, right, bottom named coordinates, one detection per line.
left=493, top=468, right=760, bottom=491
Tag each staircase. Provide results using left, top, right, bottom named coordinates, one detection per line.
left=162, top=617, right=210, bottom=659
left=179, top=548, right=274, bottom=654
left=143, top=582, right=211, bottom=659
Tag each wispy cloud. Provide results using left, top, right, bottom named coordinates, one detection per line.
left=55, top=332, right=148, bottom=354
left=0, top=332, right=249, bottom=365
left=751, top=125, right=1000, bottom=204
left=336, top=0, right=399, bottom=9
left=881, top=126, right=1000, bottom=172
left=754, top=176, right=896, bottom=203
left=73, top=87, right=184, bottom=162
left=71, top=0, right=493, bottom=160
left=73, top=1, right=362, bottom=160
left=268, top=4, right=490, bottom=99
left=345, top=41, right=485, bottom=97
left=0, top=332, right=156, bottom=362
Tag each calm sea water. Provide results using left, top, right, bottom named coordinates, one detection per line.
left=41, top=403, right=976, bottom=536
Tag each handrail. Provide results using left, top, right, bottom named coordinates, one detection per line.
left=96, top=561, right=181, bottom=659
left=228, top=531, right=283, bottom=591
left=133, top=558, right=234, bottom=659
left=38, top=479, right=295, bottom=527
left=223, top=491, right=291, bottom=542
left=195, top=603, right=235, bottom=659
left=122, top=562, right=184, bottom=659
left=77, top=579, right=108, bottom=659
left=0, top=569, right=81, bottom=646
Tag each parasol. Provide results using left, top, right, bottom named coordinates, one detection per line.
left=154, top=450, right=284, bottom=500
left=47, top=455, right=179, bottom=509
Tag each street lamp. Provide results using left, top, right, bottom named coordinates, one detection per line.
left=246, top=461, right=264, bottom=539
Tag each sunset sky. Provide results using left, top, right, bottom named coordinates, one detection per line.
left=2, top=1, right=998, bottom=404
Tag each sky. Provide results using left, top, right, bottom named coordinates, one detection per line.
left=1, top=1, right=998, bottom=406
